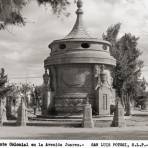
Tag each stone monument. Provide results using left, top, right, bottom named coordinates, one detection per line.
left=143, top=97, right=148, bottom=111
left=16, top=97, right=28, bottom=126
left=83, top=96, right=94, bottom=128
left=112, top=98, right=126, bottom=127
left=44, top=0, right=116, bottom=115
left=95, top=65, right=115, bottom=115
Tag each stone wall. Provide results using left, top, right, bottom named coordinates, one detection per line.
left=56, top=64, right=93, bottom=94
left=52, top=64, right=94, bottom=114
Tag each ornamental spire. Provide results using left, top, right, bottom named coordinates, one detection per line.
left=76, top=0, right=83, bottom=14
left=64, top=0, right=91, bottom=39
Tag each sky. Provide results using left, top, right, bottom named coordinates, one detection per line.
left=0, top=0, right=148, bottom=86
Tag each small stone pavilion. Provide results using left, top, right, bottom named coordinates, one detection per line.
left=43, top=0, right=116, bottom=116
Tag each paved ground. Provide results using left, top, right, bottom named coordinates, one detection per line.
left=1, top=126, right=148, bottom=140
left=1, top=110, right=148, bottom=140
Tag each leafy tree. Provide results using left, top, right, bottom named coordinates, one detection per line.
left=0, top=68, right=11, bottom=97
left=6, top=83, right=20, bottom=119
left=117, top=34, right=143, bottom=98
left=103, top=23, right=122, bottom=96
left=102, top=23, right=121, bottom=57
left=19, top=83, right=32, bottom=107
left=0, top=0, right=27, bottom=29
left=103, top=24, right=145, bottom=112
left=0, top=0, right=71, bottom=30
left=37, top=0, right=70, bottom=16
left=0, top=68, right=12, bottom=123
left=19, top=83, right=31, bottom=95
left=135, top=77, right=148, bottom=108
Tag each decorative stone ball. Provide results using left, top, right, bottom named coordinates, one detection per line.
left=77, top=0, right=83, bottom=8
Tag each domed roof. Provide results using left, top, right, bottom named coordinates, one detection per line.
left=45, top=0, right=116, bottom=67
left=49, top=0, right=110, bottom=45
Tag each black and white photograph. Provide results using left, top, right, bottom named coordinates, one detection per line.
left=1, top=0, right=148, bottom=142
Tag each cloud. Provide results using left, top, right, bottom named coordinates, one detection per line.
left=0, top=0, right=148, bottom=85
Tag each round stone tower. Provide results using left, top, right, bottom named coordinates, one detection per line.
left=44, top=0, right=116, bottom=115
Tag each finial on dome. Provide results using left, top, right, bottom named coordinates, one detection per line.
left=77, top=0, right=83, bottom=8
left=64, top=0, right=90, bottom=39
left=76, top=0, right=83, bottom=14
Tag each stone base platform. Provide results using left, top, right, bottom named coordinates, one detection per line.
left=3, top=119, right=82, bottom=127
left=3, top=115, right=132, bottom=128
left=36, top=115, right=83, bottom=119
left=93, top=115, right=113, bottom=127
left=141, top=110, right=148, bottom=112
left=3, top=116, right=113, bottom=128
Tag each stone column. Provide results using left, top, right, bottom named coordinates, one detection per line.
left=112, top=99, right=126, bottom=127
left=83, top=97, right=94, bottom=128
left=16, top=98, right=27, bottom=126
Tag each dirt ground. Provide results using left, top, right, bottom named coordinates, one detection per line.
left=1, top=126, right=148, bottom=140
left=1, top=110, right=148, bottom=140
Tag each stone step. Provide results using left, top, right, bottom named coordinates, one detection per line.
left=126, top=117, right=148, bottom=127
left=3, top=121, right=17, bottom=126
left=27, top=120, right=82, bottom=127
left=36, top=115, right=83, bottom=119
left=4, top=121, right=113, bottom=128
left=32, top=115, right=113, bottom=120
left=30, top=118, right=82, bottom=122
left=5, top=115, right=147, bottom=128
left=3, top=120, right=82, bottom=127
left=31, top=117, right=82, bottom=120
left=94, top=120, right=112, bottom=127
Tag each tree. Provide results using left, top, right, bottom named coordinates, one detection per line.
left=6, top=83, right=20, bottom=119
left=0, top=0, right=71, bottom=30
left=37, top=0, right=70, bottom=16
left=103, top=24, right=145, bottom=114
left=116, top=34, right=143, bottom=98
left=0, top=68, right=11, bottom=97
left=135, top=77, right=148, bottom=108
left=103, top=23, right=122, bottom=96
left=0, top=0, right=26, bottom=29
left=0, top=68, right=11, bottom=124
left=19, top=83, right=32, bottom=106
left=102, top=23, right=121, bottom=57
